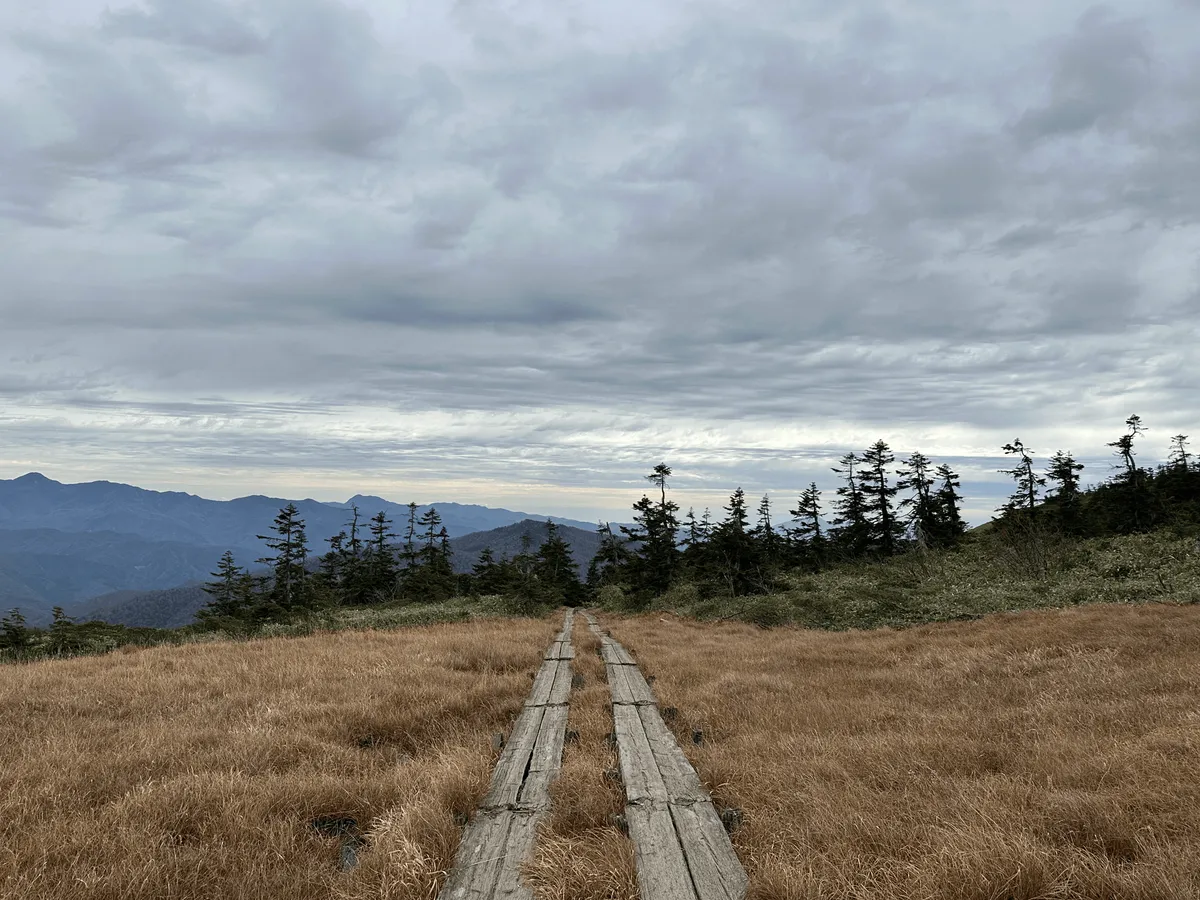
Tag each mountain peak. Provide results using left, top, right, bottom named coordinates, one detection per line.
left=13, top=472, right=55, bottom=484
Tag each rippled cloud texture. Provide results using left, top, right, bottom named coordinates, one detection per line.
left=2, top=0, right=1197, bottom=522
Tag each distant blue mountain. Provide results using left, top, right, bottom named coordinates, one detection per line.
left=0, top=473, right=600, bottom=620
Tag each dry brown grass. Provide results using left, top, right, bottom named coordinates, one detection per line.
left=0, top=617, right=558, bottom=900
left=602, top=603, right=1200, bottom=900
left=524, top=625, right=637, bottom=900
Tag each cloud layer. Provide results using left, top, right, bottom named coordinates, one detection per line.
left=2, top=0, right=1197, bottom=523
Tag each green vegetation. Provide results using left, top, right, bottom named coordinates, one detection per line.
left=609, top=528, right=1200, bottom=629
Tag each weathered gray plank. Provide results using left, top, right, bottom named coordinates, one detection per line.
left=638, top=706, right=710, bottom=802
left=543, top=641, right=576, bottom=660
left=626, top=802, right=696, bottom=900
left=526, top=658, right=559, bottom=706
left=600, top=639, right=636, bottom=666
left=669, top=801, right=749, bottom=900
left=518, top=704, right=569, bottom=807
left=547, top=659, right=572, bottom=705
left=491, top=811, right=541, bottom=900
left=482, top=705, right=545, bottom=810
left=440, top=611, right=574, bottom=900
left=613, top=704, right=669, bottom=803
left=439, top=810, right=513, bottom=900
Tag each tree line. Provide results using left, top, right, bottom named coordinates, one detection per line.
left=198, top=504, right=585, bottom=627
left=588, top=414, right=1199, bottom=607
left=195, top=412, right=1199, bottom=623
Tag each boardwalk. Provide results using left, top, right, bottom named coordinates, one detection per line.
left=438, top=611, right=575, bottom=900
left=584, top=613, right=748, bottom=900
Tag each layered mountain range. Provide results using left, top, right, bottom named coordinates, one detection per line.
left=0, top=473, right=601, bottom=624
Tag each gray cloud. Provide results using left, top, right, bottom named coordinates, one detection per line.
left=1, top=0, right=1198, bottom=524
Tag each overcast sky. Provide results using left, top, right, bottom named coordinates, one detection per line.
left=1, top=0, right=1197, bottom=525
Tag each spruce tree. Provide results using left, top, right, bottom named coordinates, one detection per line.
left=534, top=520, right=584, bottom=605
left=830, top=453, right=871, bottom=557
left=365, top=510, right=399, bottom=602
left=933, top=464, right=967, bottom=547
left=708, top=487, right=761, bottom=596
left=789, top=482, right=824, bottom=565
left=198, top=550, right=253, bottom=621
left=256, top=503, right=310, bottom=613
left=1168, top=434, right=1192, bottom=471
left=0, top=608, right=29, bottom=652
left=472, top=547, right=506, bottom=595
left=588, top=522, right=630, bottom=588
left=897, top=452, right=939, bottom=547
left=1044, top=450, right=1085, bottom=534
left=618, top=464, right=680, bottom=599
left=1104, top=415, right=1154, bottom=532
left=859, top=440, right=902, bottom=555
left=753, top=494, right=780, bottom=566
left=999, top=439, right=1045, bottom=516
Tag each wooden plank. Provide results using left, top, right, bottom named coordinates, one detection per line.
left=587, top=617, right=748, bottom=900
left=613, top=704, right=668, bottom=803
left=626, top=802, right=696, bottom=900
left=543, top=641, right=575, bottom=660
left=482, top=705, right=544, bottom=810
left=439, top=810, right=513, bottom=900
left=491, top=811, right=541, bottom=900
left=517, top=704, right=569, bottom=807
left=526, top=658, right=559, bottom=706
left=546, top=659, right=572, bottom=706
left=638, top=706, right=710, bottom=803
left=600, top=639, right=636, bottom=667
left=669, top=801, right=749, bottom=900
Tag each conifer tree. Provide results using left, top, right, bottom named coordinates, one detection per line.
left=897, top=452, right=939, bottom=547
left=48, top=607, right=80, bottom=655
left=588, top=522, right=630, bottom=588
left=338, top=505, right=369, bottom=604
left=0, top=608, right=29, bottom=652
left=859, top=440, right=902, bottom=555
left=1045, top=450, right=1086, bottom=534
left=256, top=503, right=310, bottom=612
left=1105, top=415, right=1154, bottom=532
left=401, top=502, right=420, bottom=573
left=365, top=510, right=399, bottom=602
left=708, top=487, right=761, bottom=596
left=472, top=547, right=506, bottom=595
left=199, top=550, right=253, bottom=620
left=618, top=464, right=680, bottom=598
left=787, top=482, right=825, bottom=547
left=1168, top=434, right=1192, bottom=471
left=830, top=453, right=871, bottom=557
left=933, top=464, right=967, bottom=547
left=753, top=494, right=780, bottom=565
left=534, top=520, right=583, bottom=605
left=999, top=439, right=1045, bottom=516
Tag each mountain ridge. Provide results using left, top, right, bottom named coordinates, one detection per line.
left=0, top=473, right=602, bottom=621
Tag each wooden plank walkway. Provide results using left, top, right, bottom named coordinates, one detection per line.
left=438, top=611, right=575, bottom=900
left=583, top=613, right=748, bottom=900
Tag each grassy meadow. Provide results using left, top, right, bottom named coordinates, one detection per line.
left=0, top=616, right=558, bottom=900
left=604, top=603, right=1200, bottom=900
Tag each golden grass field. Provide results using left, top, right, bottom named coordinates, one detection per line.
left=604, top=603, right=1200, bottom=900
left=4, top=602, right=1198, bottom=899
left=0, top=618, right=558, bottom=900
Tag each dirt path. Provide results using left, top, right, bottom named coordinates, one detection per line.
left=583, top=613, right=747, bottom=900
